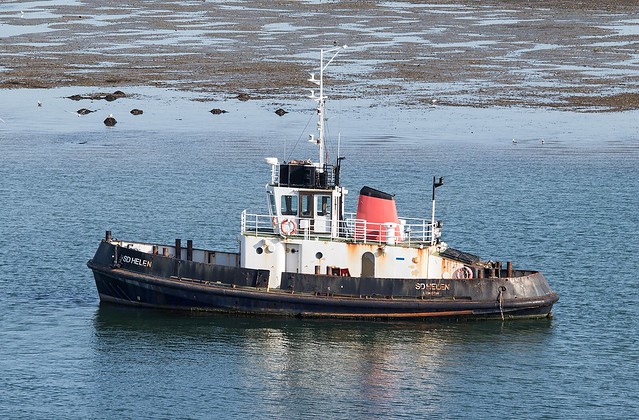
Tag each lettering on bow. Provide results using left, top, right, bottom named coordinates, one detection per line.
left=121, top=255, right=152, bottom=268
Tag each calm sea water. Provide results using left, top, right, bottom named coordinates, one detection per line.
left=1, top=87, right=638, bottom=418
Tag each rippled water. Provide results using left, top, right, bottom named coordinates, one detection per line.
left=1, top=87, right=638, bottom=418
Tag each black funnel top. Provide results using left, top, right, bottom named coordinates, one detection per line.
left=359, top=186, right=394, bottom=201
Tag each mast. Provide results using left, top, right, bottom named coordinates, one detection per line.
left=308, top=45, right=347, bottom=171
left=431, top=176, right=444, bottom=244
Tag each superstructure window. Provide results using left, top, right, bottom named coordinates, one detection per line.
left=300, top=194, right=313, bottom=217
left=317, top=195, right=331, bottom=217
left=267, top=192, right=277, bottom=216
left=281, top=195, right=297, bottom=215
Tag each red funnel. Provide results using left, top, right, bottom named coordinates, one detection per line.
left=355, top=186, right=400, bottom=242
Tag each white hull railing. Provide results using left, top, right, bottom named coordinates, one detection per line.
left=241, top=212, right=436, bottom=246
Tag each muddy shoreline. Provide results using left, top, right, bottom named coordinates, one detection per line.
left=1, top=0, right=639, bottom=111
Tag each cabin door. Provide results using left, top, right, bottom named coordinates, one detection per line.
left=362, top=252, right=375, bottom=277
left=285, top=244, right=300, bottom=273
left=299, top=193, right=314, bottom=234
left=314, top=194, right=332, bottom=234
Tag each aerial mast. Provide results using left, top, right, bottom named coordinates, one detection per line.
left=431, top=176, right=444, bottom=244
left=308, top=45, right=347, bottom=171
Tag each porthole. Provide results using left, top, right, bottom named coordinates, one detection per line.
left=256, top=247, right=264, bottom=255
left=315, top=252, right=323, bottom=259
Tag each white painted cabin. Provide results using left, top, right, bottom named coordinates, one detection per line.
left=240, top=159, right=465, bottom=289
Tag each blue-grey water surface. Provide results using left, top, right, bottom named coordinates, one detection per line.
left=1, top=87, right=638, bottom=418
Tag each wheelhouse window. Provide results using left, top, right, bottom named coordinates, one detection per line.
left=317, top=195, right=332, bottom=217
left=267, top=191, right=277, bottom=216
left=300, top=193, right=313, bottom=217
left=281, top=194, right=297, bottom=216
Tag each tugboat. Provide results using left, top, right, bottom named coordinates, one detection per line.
left=87, top=46, right=559, bottom=320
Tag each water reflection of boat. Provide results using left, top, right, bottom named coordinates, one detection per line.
left=87, top=46, right=558, bottom=320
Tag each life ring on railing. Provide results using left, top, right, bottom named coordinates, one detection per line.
left=453, top=266, right=473, bottom=279
left=272, top=217, right=278, bottom=227
left=280, top=218, right=297, bottom=236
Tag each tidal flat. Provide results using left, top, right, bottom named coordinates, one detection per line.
left=1, top=0, right=639, bottom=111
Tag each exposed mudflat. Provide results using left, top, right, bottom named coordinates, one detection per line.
left=1, top=0, right=639, bottom=111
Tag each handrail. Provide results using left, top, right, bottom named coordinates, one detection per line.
left=241, top=211, right=436, bottom=246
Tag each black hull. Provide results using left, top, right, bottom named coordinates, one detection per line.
left=87, top=242, right=558, bottom=320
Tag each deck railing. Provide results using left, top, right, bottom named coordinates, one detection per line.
left=241, top=210, right=438, bottom=246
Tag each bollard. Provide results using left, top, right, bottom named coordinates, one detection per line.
left=105, top=230, right=112, bottom=242
left=506, top=261, right=513, bottom=278
left=315, top=265, right=321, bottom=275
left=162, top=247, right=168, bottom=257
left=175, top=239, right=182, bottom=259
left=186, top=240, right=193, bottom=261
left=152, top=245, right=158, bottom=255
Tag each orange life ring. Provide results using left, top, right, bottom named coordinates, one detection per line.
left=453, top=266, right=473, bottom=279
left=280, top=218, right=297, bottom=236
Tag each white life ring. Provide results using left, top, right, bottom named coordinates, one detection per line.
left=453, top=266, right=473, bottom=279
left=280, top=218, right=297, bottom=236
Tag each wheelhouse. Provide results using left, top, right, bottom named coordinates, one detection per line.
left=265, top=159, right=346, bottom=238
